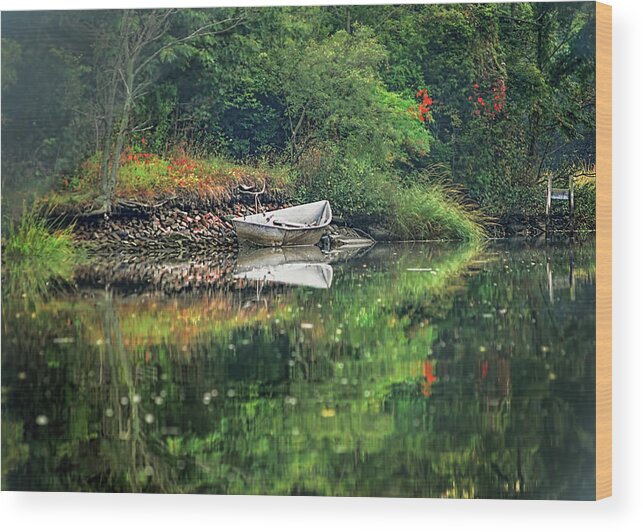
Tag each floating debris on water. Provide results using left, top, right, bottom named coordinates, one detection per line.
left=53, top=337, right=74, bottom=344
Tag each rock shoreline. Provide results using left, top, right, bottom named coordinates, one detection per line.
left=68, top=195, right=581, bottom=263
left=72, top=197, right=289, bottom=256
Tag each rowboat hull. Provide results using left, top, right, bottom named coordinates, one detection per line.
left=233, top=221, right=327, bottom=247
left=232, top=200, right=332, bottom=247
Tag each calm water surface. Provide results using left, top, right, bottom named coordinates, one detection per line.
left=1, top=238, right=596, bottom=498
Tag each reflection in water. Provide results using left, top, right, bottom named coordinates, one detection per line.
left=1, top=239, right=596, bottom=498
left=234, top=246, right=334, bottom=289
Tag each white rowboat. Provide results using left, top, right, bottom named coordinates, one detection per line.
left=232, top=200, right=332, bottom=247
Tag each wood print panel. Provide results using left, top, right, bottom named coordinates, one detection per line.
left=596, top=1, right=612, bottom=501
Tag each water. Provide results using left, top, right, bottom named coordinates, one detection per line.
left=1, top=238, right=596, bottom=498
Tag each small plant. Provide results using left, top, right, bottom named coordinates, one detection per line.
left=2, top=205, right=82, bottom=299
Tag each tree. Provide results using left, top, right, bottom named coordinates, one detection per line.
left=276, top=26, right=432, bottom=220
left=96, top=9, right=246, bottom=213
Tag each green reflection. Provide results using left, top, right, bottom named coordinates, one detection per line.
left=1, top=239, right=595, bottom=498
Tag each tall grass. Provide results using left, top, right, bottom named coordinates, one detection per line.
left=2, top=206, right=81, bottom=298
left=389, top=183, right=487, bottom=242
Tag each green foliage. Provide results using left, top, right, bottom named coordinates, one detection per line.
left=574, top=176, right=596, bottom=231
left=295, top=144, right=394, bottom=221
left=470, top=172, right=545, bottom=220
left=278, top=27, right=430, bottom=163
left=1, top=37, right=21, bottom=91
left=1, top=205, right=82, bottom=299
left=390, top=184, right=486, bottom=242
left=279, top=27, right=434, bottom=225
left=2, top=13, right=95, bottom=182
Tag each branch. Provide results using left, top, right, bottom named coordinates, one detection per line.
left=291, top=105, right=307, bottom=143
left=134, top=13, right=247, bottom=76
left=498, top=12, right=546, bottom=26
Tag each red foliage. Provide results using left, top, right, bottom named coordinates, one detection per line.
left=469, top=78, right=507, bottom=120
left=421, top=359, right=438, bottom=397
left=411, top=88, right=433, bottom=124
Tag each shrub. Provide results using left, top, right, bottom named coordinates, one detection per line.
left=389, top=183, right=486, bottom=242
left=469, top=172, right=545, bottom=220
left=573, top=176, right=596, bottom=231
left=2, top=205, right=81, bottom=298
left=294, top=144, right=394, bottom=222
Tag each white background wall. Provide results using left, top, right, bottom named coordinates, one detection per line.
left=1, top=1, right=640, bottom=530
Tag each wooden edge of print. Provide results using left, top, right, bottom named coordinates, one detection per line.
left=595, top=1, right=612, bottom=501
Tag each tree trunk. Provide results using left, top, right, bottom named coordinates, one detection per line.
left=100, top=12, right=131, bottom=213
left=104, top=62, right=135, bottom=212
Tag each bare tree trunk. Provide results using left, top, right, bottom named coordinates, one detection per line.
left=101, top=12, right=131, bottom=213
left=105, top=62, right=135, bottom=212
left=100, top=75, right=119, bottom=209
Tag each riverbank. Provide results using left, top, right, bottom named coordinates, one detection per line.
left=8, top=152, right=595, bottom=276
left=37, top=152, right=487, bottom=247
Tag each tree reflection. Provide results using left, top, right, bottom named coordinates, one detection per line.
left=2, top=240, right=595, bottom=498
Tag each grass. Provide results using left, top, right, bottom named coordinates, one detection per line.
left=46, top=149, right=297, bottom=211
left=2, top=205, right=82, bottom=299
left=389, top=183, right=487, bottom=242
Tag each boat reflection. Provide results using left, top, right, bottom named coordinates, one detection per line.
left=234, top=246, right=333, bottom=289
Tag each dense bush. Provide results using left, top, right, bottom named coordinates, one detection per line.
left=574, top=177, right=597, bottom=231
left=295, top=144, right=393, bottom=222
